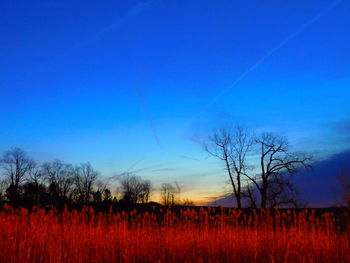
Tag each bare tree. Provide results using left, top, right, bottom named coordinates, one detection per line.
left=27, top=162, right=44, bottom=186
left=266, top=174, right=301, bottom=208
left=25, top=162, right=46, bottom=206
left=241, top=179, right=258, bottom=208
left=119, top=174, right=151, bottom=204
left=74, top=162, right=98, bottom=204
left=139, top=179, right=152, bottom=204
left=0, top=148, right=35, bottom=190
left=93, top=180, right=111, bottom=203
left=245, top=133, right=311, bottom=208
left=41, top=160, right=74, bottom=201
left=119, top=174, right=141, bottom=203
left=203, top=126, right=253, bottom=208
left=160, top=183, right=176, bottom=206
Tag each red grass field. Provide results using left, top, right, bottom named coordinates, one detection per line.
left=0, top=205, right=349, bottom=263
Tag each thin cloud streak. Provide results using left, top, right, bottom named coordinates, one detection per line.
left=151, top=167, right=180, bottom=172
left=71, top=1, right=151, bottom=50
left=181, top=155, right=200, bottom=161
left=126, top=158, right=144, bottom=172
left=106, top=163, right=164, bottom=181
left=187, top=0, right=343, bottom=125
left=133, top=85, right=162, bottom=148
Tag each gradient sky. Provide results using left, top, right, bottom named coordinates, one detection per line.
left=1, top=0, right=350, bottom=204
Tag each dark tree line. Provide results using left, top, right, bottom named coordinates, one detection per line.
left=0, top=148, right=115, bottom=208
left=0, top=148, right=194, bottom=209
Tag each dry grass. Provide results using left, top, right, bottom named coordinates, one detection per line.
left=0, top=205, right=349, bottom=263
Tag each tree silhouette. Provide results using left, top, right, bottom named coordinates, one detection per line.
left=119, top=174, right=152, bottom=204
left=245, top=133, right=312, bottom=208
left=1, top=148, right=35, bottom=206
left=160, top=183, right=176, bottom=206
left=42, top=160, right=75, bottom=206
left=203, top=126, right=253, bottom=208
left=74, top=162, right=98, bottom=204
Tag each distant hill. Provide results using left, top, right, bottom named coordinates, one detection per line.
left=207, top=150, right=350, bottom=208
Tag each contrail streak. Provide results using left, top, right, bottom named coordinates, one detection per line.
left=181, top=155, right=200, bottom=161
left=126, top=159, right=144, bottom=172
left=107, top=164, right=165, bottom=181
left=134, top=86, right=162, bottom=148
left=71, top=1, right=151, bottom=50
left=187, top=0, right=342, bottom=124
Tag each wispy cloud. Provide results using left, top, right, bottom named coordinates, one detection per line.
left=151, top=167, right=180, bottom=172
left=72, top=1, right=151, bottom=50
left=107, top=163, right=164, bottom=181
left=133, top=85, right=162, bottom=147
left=329, top=119, right=350, bottom=134
left=184, top=171, right=215, bottom=177
left=327, top=119, right=350, bottom=144
left=181, top=155, right=200, bottom=161
left=126, top=158, right=145, bottom=172
left=187, top=0, right=343, bottom=124
left=94, top=157, right=166, bottom=183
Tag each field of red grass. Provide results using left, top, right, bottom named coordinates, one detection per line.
left=0, top=205, right=349, bottom=263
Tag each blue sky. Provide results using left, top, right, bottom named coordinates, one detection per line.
left=1, top=0, right=350, bottom=203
